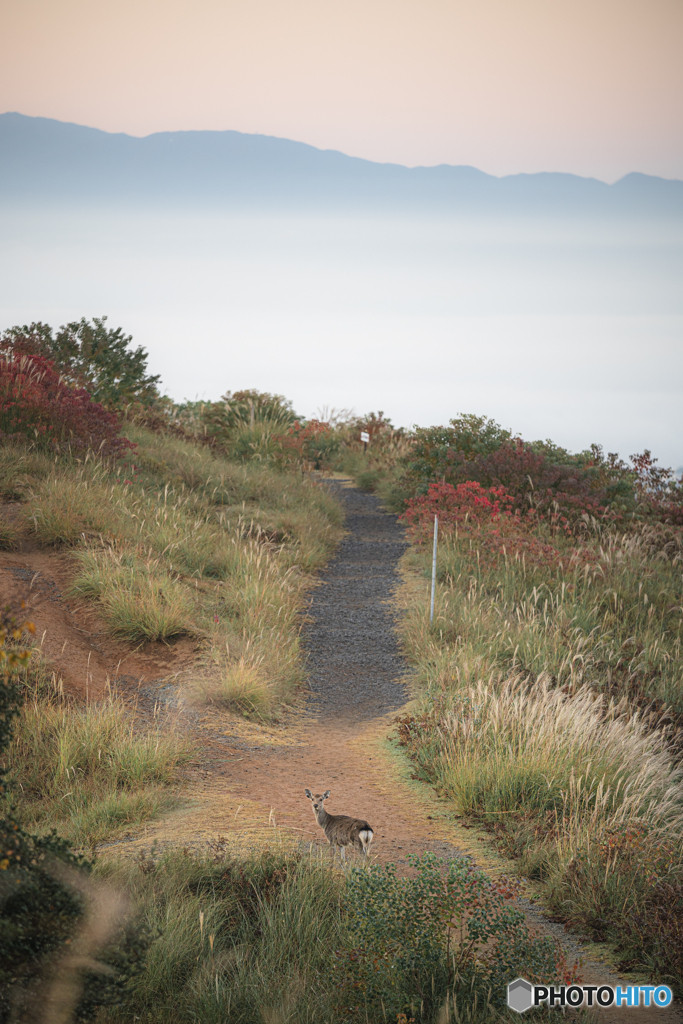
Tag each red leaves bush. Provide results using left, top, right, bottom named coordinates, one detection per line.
left=398, top=417, right=627, bottom=531
left=401, top=481, right=514, bottom=539
left=630, top=450, right=683, bottom=528
left=405, top=438, right=612, bottom=529
left=0, top=351, right=134, bottom=459
left=401, top=480, right=600, bottom=573
left=400, top=416, right=683, bottom=532
left=281, top=419, right=340, bottom=470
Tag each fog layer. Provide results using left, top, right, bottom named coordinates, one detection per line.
left=1, top=205, right=681, bottom=465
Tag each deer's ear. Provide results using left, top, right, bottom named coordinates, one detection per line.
left=304, top=789, right=312, bottom=798
left=323, top=790, right=331, bottom=799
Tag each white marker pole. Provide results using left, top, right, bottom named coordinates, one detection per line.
left=430, top=514, right=439, bottom=624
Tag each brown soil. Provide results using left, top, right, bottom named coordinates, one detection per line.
left=1, top=492, right=679, bottom=1023
left=0, top=541, right=199, bottom=698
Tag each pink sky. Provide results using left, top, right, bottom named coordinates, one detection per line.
left=2, top=0, right=682, bottom=180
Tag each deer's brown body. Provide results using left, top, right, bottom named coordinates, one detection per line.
left=304, top=789, right=374, bottom=861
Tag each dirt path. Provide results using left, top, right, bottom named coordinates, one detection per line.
left=1, top=486, right=679, bottom=1021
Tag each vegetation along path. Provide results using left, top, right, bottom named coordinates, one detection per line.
left=4, top=480, right=678, bottom=1020
left=92, top=480, right=675, bottom=1021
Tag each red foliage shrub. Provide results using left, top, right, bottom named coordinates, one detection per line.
left=399, top=417, right=620, bottom=531
left=401, top=480, right=601, bottom=574
left=630, top=450, right=683, bottom=527
left=427, top=440, right=615, bottom=532
left=0, top=351, right=134, bottom=459
left=474, top=441, right=612, bottom=524
left=401, top=481, right=515, bottom=539
left=281, top=419, right=340, bottom=470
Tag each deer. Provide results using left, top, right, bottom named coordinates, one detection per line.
left=304, top=789, right=374, bottom=862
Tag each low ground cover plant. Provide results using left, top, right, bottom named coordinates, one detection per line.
left=92, top=846, right=575, bottom=1024
left=342, top=852, right=576, bottom=1022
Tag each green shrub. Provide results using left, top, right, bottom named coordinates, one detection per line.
left=343, top=853, right=571, bottom=1022
left=0, top=605, right=154, bottom=1022
left=201, top=389, right=297, bottom=448
left=2, top=317, right=161, bottom=408
left=355, top=468, right=380, bottom=492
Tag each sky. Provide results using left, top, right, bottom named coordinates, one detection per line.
left=1, top=0, right=682, bottom=465
left=2, top=0, right=683, bottom=181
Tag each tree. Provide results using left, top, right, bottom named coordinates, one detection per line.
left=1, top=317, right=161, bottom=408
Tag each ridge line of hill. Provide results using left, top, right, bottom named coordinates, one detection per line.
left=2, top=111, right=681, bottom=214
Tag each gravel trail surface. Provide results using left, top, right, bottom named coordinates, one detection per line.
left=304, top=482, right=409, bottom=720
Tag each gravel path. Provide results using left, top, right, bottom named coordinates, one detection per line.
left=303, top=482, right=409, bottom=720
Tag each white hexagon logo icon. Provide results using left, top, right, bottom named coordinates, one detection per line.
left=507, top=977, right=534, bottom=1013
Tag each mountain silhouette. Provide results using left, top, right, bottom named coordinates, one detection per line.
left=1, top=112, right=682, bottom=215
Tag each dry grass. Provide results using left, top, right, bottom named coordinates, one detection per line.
left=433, top=674, right=683, bottom=838
left=2, top=426, right=343, bottom=714
left=401, top=523, right=683, bottom=712
left=398, top=518, right=683, bottom=985
left=190, top=659, right=274, bottom=719
left=0, top=443, right=54, bottom=500
left=0, top=517, right=19, bottom=550
left=70, top=548, right=196, bottom=641
left=2, top=678, right=194, bottom=848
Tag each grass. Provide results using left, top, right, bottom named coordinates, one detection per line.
left=0, top=518, right=18, bottom=550
left=0, top=444, right=54, bottom=500
left=425, top=676, right=682, bottom=820
left=2, top=670, right=194, bottom=848
left=1, top=425, right=343, bottom=714
left=401, top=520, right=683, bottom=711
left=93, top=844, right=568, bottom=1024
left=70, top=548, right=196, bottom=641
left=190, top=659, right=274, bottom=718
left=94, top=846, right=350, bottom=1024
left=397, top=519, right=683, bottom=989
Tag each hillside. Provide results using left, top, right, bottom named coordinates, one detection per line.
left=2, top=345, right=683, bottom=1015
left=2, top=112, right=683, bottom=215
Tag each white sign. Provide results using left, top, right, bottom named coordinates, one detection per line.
left=360, top=431, right=370, bottom=444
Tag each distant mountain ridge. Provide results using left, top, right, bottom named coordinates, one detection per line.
left=1, top=112, right=682, bottom=215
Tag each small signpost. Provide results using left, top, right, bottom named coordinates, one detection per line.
left=360, top=430, right=370, bottom=452
left=430, top=514, right=439, bottom=624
